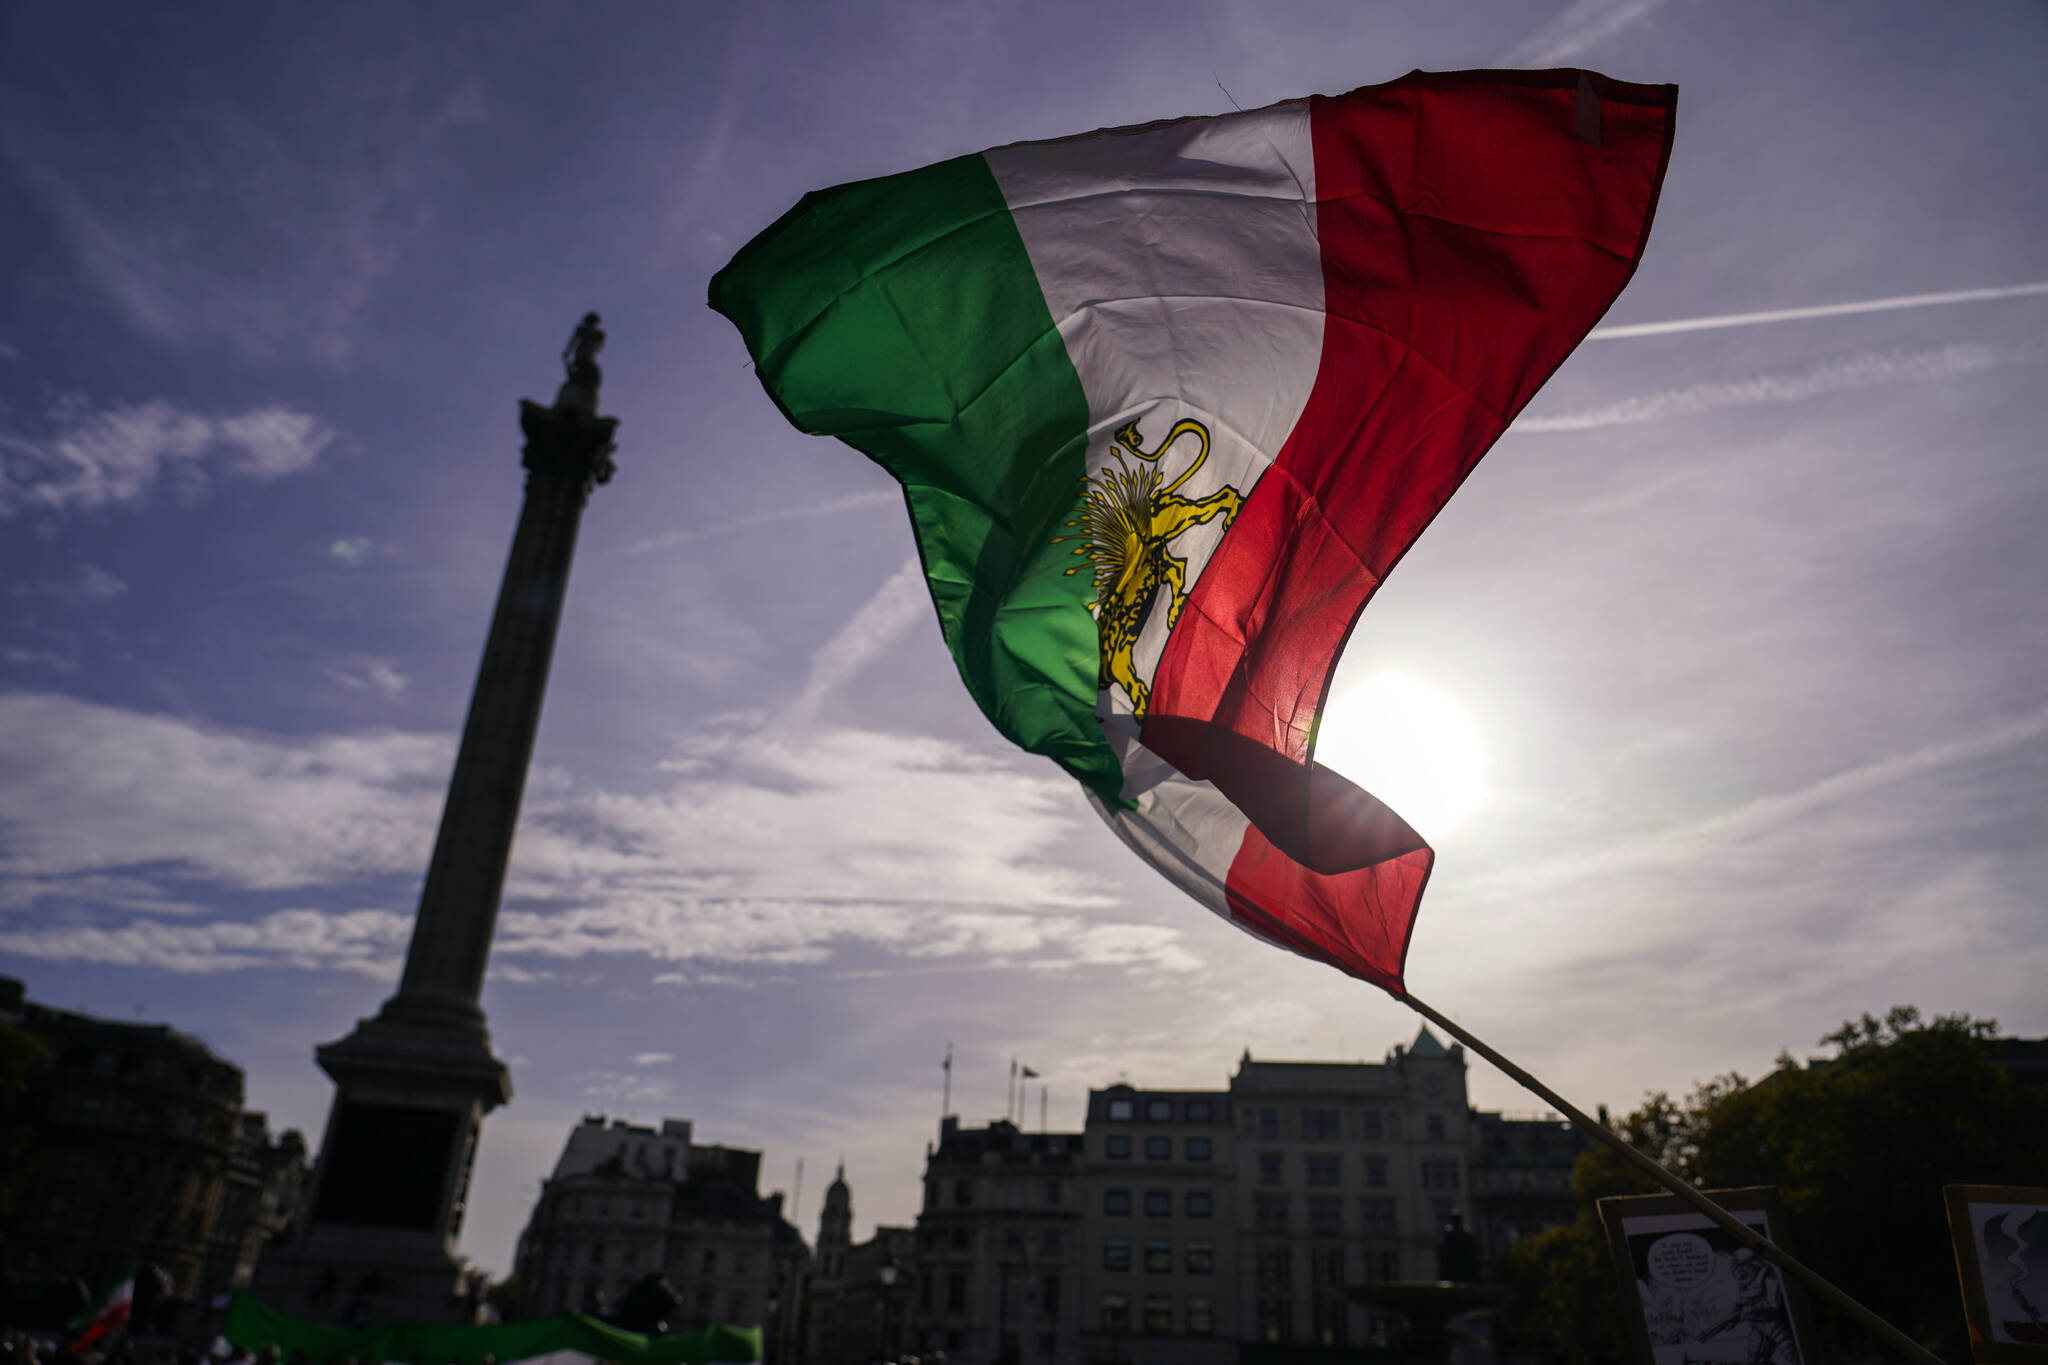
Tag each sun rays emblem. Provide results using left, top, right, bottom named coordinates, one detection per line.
left=1052, top=417, right=1243, bottom=716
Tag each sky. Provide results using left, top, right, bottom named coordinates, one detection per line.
left=2, top=0, right=2044, bottom=1280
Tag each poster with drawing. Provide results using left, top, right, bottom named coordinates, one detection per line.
left=1944, top=1184, right=2048, bottom=1364
left=1600, top=1188, right=1818, bottom=1365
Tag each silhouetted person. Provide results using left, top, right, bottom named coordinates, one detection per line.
left=1436, top=1211, right=1482, bottom=1283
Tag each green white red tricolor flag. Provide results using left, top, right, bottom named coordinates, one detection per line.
left=711, top=68, right=1676, bottom=994
left=71, top=1270, right=134, bottom=1350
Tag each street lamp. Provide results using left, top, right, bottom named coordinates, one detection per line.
left=876, top=1261, right=899, bottom=1365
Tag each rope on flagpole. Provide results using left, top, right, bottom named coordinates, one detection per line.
left=1400, top=990, right=1948, bottom=1365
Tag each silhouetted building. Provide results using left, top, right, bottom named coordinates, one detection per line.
left=911, top=1117, right=1085, bottom=1365
left=1078, top=1085, right=1234, bottom=1365
left=513, top=1116, right=807, bottom=1356
left=898, top=1028, right=1504, bottom=1365
left=0, top=975, right=307, bottom=1304
left=1465, top=1111, right=1586, bottom=1267
left=802, top=1166, right=915, bottom=1365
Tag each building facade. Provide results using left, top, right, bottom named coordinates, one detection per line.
left=1076, top=1087, right=1236, bottom=1365
left=802, top=1167, right=916, bottom=1365
left=0, top=976, right=307, bottom=1306
left=910, top=1118, right=1085, bottom=1365
left=512, top=1116, right=807, bottom=1356
left=1464, top=1111, right=1586, bottom=1268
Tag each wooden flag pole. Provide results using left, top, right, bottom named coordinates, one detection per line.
left=1400, top=990, right=1947, bottom=1365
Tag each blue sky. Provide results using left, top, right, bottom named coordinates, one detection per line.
left=3, top=0, right=2045, bottom=1277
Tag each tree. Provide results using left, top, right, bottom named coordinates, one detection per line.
left=1497, top=1008, right=2048, bottom=1363
left=0, top=1021, right=52, bottom=1220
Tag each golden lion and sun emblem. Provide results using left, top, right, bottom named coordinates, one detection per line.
left=1052, top=417, right=1243, bottom=716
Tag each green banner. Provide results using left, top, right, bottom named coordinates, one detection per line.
left=222, top=1293, right=761, bottom=1365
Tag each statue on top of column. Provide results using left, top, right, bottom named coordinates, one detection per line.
left=556, top=312, right=606, bottom=413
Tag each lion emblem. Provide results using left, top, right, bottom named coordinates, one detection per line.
left=1053, top=417, right=1242, bottom=715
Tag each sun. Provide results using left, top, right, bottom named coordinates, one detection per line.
left=1313, top=672, right=1487, bottom=840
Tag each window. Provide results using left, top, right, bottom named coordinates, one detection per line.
left=701, top=1247, right=716, bottom=1274
left=1307, top=1194, right=1343, bottom=1235
left=1187, top=1100, right=1214, bottom=1121
left=1302, top=1107, right=1341, bottom=1139
left=1258, top=1297, right=1293, bottom=1344
left=1310, top=1246, right=1346, bottom=1287
left=591, top=1241, right=605, bottom=1265
left=1144, top=1136, right=1171, bottom=1160
left=1258, top=1152, right=1283, bottom=1185
left=1305, top=1153, right=1341, bottom=1186
left=1104, top=1237, right=1131, bottom=1271
left=1256, top=1247, right=1292, bottom=1287
left=1365, top=1154, right=1388, bottom=1188
left=1041, top=1230, right=1063, bottom=1252
left=1185, top=1239, right=1214, bottom=1274
left=1143, top=1295, right=1171, bottom=1334
left=1041, top=1274, right=1060, bottom=1313
left=1038, top=1334, right=1055, bottom=1359
left=1046, top=1180, right=1064, bottom=1205
left=948, top=1271, right=968, bottom=1312
left=955, top=1178, right=973, bottom=1206
left=1421, top=1160, right=1460, bottom=1190
left=1186, top=1190, right=1214, bottom=1217
left=1427, top=1113, right=1446, bottom=1142
left=1106, top=1135, right=1132, bottom=1159
left=1144, top=1239, right=1171, bottom=1273
left=945, top=1331, right=963, bottom=1351
left=727, top=1293, right=749, bottom=1324
left=1186, top=1137, right=1212, bottom=1161
left=1360, top=1196, right=1397, bottom=1235
left=950, top=1228, right=969, bottom=1249
left=1258, top=1107, right=1281, bottom=1139
left=1433, top=1197, right=1456, bottom=1227
left=1144, top=1189, right=1172, bottom=1217
left=1255, top=1193, right=1290, bottom=1232
left=1187, top=1294, right=1214, bottom=1336
left=1105, top=1188, right=1132, bottom=1215
left=919, top=1276, right=932, bottom=1311
left=1363, top=1110, right=1384, bottom=1141
left=1108, top=1098, right=1134, bottom=1121
left=1146, top=1099, right=1174, bottom=1121
left=1312, top=1294, right=1347, bottom=1347
left=1102, top=1295, right=1129, bottom=1331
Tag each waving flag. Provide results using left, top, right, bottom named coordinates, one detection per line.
left=711, top=68, right=1675, bottom=993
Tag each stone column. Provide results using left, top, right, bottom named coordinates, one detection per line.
left=256, top=322, right=617, bottom=1325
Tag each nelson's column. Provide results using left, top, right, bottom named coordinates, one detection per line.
left=258, top=318, right=619, bottom=1325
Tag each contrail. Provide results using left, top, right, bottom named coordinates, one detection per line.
left=1589, top=281, right=2048, bottom=340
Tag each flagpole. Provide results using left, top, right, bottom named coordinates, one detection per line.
left=1400, top=990, right=1946, bottom=1365
left=942, top=1042, right=953, bottom=1121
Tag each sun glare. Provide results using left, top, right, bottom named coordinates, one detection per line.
left=1314, top=673, right=1487, bottom=840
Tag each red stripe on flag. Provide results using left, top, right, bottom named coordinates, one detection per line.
left=1146, top=69, right=1673, bottom=988
left=1150, top=67, right=1674, bottom=785
left=1224, top=832, right=1433, bottom=994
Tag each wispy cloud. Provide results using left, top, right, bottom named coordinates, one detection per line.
left=327, top=536, right=378, bottom=567
left=324, top=656, right=411, bottom=699
left=786, top=556, right=928, bottom=723
left=0, top=907, right=408, bottom=978
left=632, top=1051, right=675, bottom=1067
left=0, top=694, right=1198, bottom=980
left=608, top=490, right=898, bottom=558
left=1514, top=343, right=2031, bottom=433
left=1460, top=706, right=2048, bottom=904
left=1495, top=0, right=1667, bottom=66
left=1590, top=281, right=2048, bottom=341
left=1, top=398, right=334, bottom=519
left=0, top=51, right=487, bottom=366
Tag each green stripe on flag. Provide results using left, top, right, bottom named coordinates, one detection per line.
left=711, top=154, right=1119, bottom=799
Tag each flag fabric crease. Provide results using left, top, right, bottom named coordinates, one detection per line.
left=710, top=68, right=1676, bottom=993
